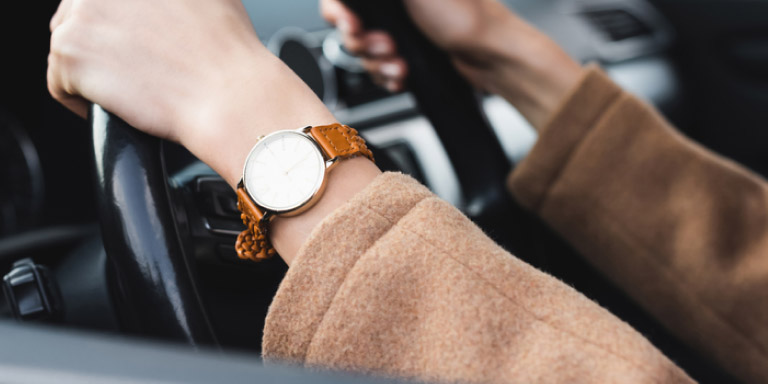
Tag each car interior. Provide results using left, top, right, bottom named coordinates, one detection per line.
left=2, top=0, right=767, bottom=382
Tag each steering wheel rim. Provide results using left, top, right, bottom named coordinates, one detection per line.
left=90, top=105, right=218, bottom=347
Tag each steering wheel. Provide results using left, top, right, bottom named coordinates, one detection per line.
left=90, top=0, right=516, bottom=346
left=341, top=0, right=513, bottom=219
left=90, top=106, right=218, bottom=346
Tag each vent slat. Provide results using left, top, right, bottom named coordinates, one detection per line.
left=582, top=9, right=652, bottom=42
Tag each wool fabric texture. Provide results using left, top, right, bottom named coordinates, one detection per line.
left=510, top=66, right=768, bottom=384
left=263, top=66, right=767, bottom=383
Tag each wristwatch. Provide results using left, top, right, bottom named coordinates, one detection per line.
left=235, top=123, right=374, bottom=262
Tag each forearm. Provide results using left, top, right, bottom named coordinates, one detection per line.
left=508, top=67, right=768, bottom=384
left=453, top=10, right=583, bottom=129
left=180, top=50, right=380, bottom=265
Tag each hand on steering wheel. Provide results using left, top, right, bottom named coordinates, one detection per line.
left=48, top=0, right=380, bottom=344
left=321, top=0, right=517, bottom=92
left=47, top=0, right=340, bottom=190
left=45, top=0, right=581, bottom=348
left=320, top=0, right=582, bottom=130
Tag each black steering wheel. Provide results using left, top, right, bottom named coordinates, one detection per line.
left=90, top=106, right=218, bottom=346
left=341, top=0, right=513, bottom=218
left=90, top=0, right=515, bottom=347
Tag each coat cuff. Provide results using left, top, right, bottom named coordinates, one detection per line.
left=508, top=65, right=623, bottom=211
left=262, top=172, right=433, bottom=363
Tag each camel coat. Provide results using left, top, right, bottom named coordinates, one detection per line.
left=262, top=67, right=768, bottom=383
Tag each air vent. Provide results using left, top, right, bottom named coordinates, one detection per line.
left=582, top=9, right=653, bottom=42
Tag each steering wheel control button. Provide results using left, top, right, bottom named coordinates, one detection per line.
left=195, top=177, right=241, bottom=218
left=2, top=258, right=60, bottom=321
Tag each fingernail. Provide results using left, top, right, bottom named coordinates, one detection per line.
left=385, top=80, right=401, bottom=93
left=380, top=63, right=403, bottom=78
left=337, top=19, right=351, bottom=34
left=368, top=42, right=391, bottom=56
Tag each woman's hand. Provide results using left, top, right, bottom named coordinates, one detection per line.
left=48, top=0, right=265, bottom=142
left=48, top=0, right=340, bottom=186
left=48, top=0, right=380, bottom=265
left=320, top=0, right=583, bottom=129
left=321, top=0, right=512, bottom=92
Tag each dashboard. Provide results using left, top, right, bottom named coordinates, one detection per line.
left=244, top=0, right=680, bottom=208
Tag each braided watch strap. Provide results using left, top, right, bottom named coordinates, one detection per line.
left=235, top=124, right=374, bottom=262
left=235, top=185, right=275, bottom=262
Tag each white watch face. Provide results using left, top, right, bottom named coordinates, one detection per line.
left=243, top=130, right=326, bottom=213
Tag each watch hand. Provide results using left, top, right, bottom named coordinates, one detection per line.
left=284, top=151, right=313, bottom=175
left=265, top=143, right=290, bottom=173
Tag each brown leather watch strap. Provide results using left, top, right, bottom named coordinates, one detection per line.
left=235, top=186, right=275, bottom=262
left=235, top=124, right=373, bottom=262
left=309, top=124, right=375, bottom=162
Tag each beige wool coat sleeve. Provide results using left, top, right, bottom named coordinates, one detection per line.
left=261, top=146, right=693, bottom=382
left=508, top=66, right=768, bottom=384
left=262, top=172, right=693, bottom=383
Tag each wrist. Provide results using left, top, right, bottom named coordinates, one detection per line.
left=180, top=50, right=337, bottom=188
left=175, top=50, right=381, bottom=266
left=271, top=157, right=380, bottom=266
left=456, top=11, right=583, bottom=129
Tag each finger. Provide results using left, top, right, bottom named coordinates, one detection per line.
left=361, top=57, right=408, bottom=82
left=368, top=70, right=405, bottom=93
left=369, top=72, right=390, bottom=91
left=59, top=95, right=90, bottom=119
left=320, top=0, right=362, bottom=36
left=321, top=0, right=399, bottom=59
left=47, top=52, right=89, bottom=119
left=362, top=57, right=407, bottom=93
left=342, top=30, right=398, bottom=58
left=384, top=79, right=405, bottom=93
left=361, top=31, right=397, bottom=58
left=50, top=0, right=73, bottom=32
left=340, top=31, right=368, bottom=56
left=48, top=79, right=90, bottom=119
